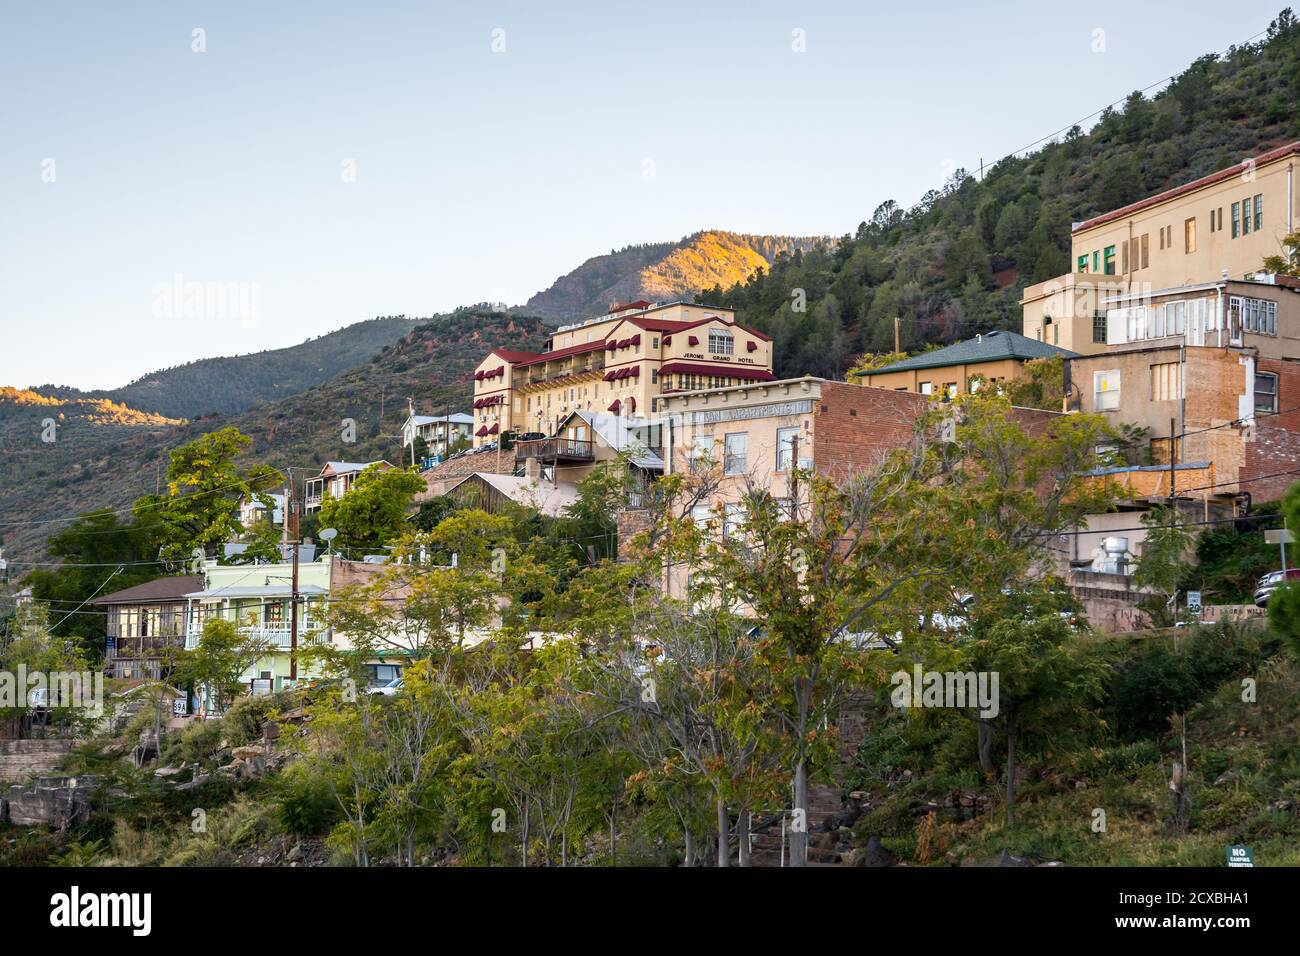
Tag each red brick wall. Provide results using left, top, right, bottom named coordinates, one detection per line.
left=1242, top=358, right=1300, bottom=504
left=812, top=383, right=1059, bottom=482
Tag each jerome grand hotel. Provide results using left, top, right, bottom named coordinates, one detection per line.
left=470, top=300, right=774, bottom=444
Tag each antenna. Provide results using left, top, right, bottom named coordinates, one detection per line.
left=319, top=528, right=339, bottom=554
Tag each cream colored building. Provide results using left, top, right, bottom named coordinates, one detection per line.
left=1024, top=141, right=1300, bottom=355
left=470, top=301, right=774, bottom=446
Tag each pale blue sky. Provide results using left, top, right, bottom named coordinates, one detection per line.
left=0, top=1, right=1286, bottom=389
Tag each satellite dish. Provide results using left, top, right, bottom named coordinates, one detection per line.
left=320, top=528, right=338, bottom=552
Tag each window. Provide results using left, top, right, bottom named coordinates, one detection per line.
left=1103, top=245, right=1116, bottom=274
left=1093, top=312, right=1107, bottom=343
left=1184, top=218, right=1196, bottom=254
left=689, top=435, right=714, bottom=473
left=943, top=382, right=958, bottom=400
left=1151, top=362, right=1181, bottom=401
left=1094, top=370, right=1121, bottom=411
left=691, top=505, right=713, bottom=529
left=1256, top=371, right=1279, bottom=413
left=918, top=381, right=933, bottom=395
left=1231, top=296, right=1278, bottom=336
left=722, top=504, right=743, bottom=540
left=708, top=330, right=734, bottom=355
left=1092, top=250, right=1100, bottom=273
left=1254, top=194, right=1263, bottom=232
left=1231, top=201, right=1241, bottom=238
left=776, top=427, right=799, bottom=472
left=651, top=369, right=658, bottom=384
left=1077, top=254, right=1089, bottom=274
left=652, top=337, right=659, bottom=349
left=1141, top=233, right=1149, bottom=269
left=723, top=432, right=747, bottom=476
left=1242, top=196, right=1252, bottom=235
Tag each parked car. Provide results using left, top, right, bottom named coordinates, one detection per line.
left=368, top=677, right=405, bottom=697
left=1253, top=568, right=1300, bottom=607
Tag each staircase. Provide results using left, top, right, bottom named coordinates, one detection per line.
left=743, top=695, right=870, bottom=867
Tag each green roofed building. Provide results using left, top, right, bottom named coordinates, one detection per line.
left=850, top=330, right=1075, bottom=398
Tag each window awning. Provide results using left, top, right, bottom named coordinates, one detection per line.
left=603, top=370, right=616, bottom=381
left=475, top=370, right=485, bottom=381
left=607, top=399, right=621, bottom=413
left=663, top=335, right=672, bottom=346
left=488, top=423, right=499, bottom=435
left=688, top=335, right=699, bottom=346
left=475, top=426, right=489, bottom=437
left=747, top=341, right=758, bottom=352
left=606, top=341, right=617, bottom=351
left=659, top=362, right=775, bottom=381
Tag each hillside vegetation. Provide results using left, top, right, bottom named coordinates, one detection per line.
left=0, top=310, right=550, bottom=560
left=34, top=315, right=427, bottom=420
left=524, top=230, right=826, bottom=319
left=702, top=10, right=1300, bottom=380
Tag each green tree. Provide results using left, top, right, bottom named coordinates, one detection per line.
left=133, top=427, right=283, bottom=561
left=316, top=465, right=425, bottom=553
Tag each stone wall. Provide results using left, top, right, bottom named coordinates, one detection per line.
left=0, top=740, right=74, bottom=784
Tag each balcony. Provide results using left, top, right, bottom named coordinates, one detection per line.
left=185, top=621, right=325, bottom=651
left=514, top=437, right=595, bottom=463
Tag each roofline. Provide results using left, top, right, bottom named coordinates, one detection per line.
left=1073, top=141, right=1300, bottom=234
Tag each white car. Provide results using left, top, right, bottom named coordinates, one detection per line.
left=368, top=677, right=405, bottom=697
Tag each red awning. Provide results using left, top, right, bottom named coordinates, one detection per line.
left=603, top=370, right=616, bottom=381
left=496, top=366, right=505, bottom=377
left=747, top=341, right=758, bottom=352
left=688, top=335, right=699, bottom=346
left=630, top=366, right=640, bottom=377
left=475, top=426, right=489, bottom=437
left=658, top=362, right=775, bottom=382
left=472, top=398, right=482, bottom=408
left=606, top=341, right=617, bottom=351
left=631, top=334, right=641, bottom=346
left=488, top=423, right=499, bottom=435
left=474, top=370, right=485, bottom=381
left=607, top=400, right=621, bottom=413
left=663, top=335, right=672, bottom=346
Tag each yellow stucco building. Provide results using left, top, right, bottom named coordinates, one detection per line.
left=1023, top=141, right=1300, bottom=354
left=470, top=301, right=775, bottom=445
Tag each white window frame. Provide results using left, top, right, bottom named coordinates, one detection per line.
left=1094, top=370, right=1121, bottom=411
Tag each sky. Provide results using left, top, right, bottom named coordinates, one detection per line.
left=0, top=0, right=1288, bottom=389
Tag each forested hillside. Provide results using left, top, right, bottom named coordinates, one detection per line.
left=703, top=10, right=1300, bottom=380
left=525, top=230, right=826, bottom=319
left=33, top=315, right=427, bottom=420
left=0, top=310, right=550, bottom=561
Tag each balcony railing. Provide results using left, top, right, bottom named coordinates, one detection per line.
left=185, top=621, right=324, bottom=651
left=514, top=437, right=595, bottom=462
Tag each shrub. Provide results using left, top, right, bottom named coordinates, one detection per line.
left=160, top=718, right=226, bottom=768
left=224, top=693, right=282, bottom=747
left=273, top=762, right=339, bottom=837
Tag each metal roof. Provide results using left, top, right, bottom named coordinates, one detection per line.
left=855, top=331, right=1077, bottom=376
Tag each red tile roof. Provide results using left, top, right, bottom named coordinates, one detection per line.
left=1074, top=141, right=1300, bottom=233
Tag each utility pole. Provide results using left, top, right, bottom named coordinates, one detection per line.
left=287, top=472, right=300, bottom=682
left=893, top=317, right=900, bottom=354
left=407, top=396, right=417, bottom=468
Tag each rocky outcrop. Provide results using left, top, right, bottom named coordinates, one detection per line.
left=3, top=776, right=98, bottom=828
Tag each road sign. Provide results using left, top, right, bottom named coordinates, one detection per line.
left=1265, top=529, right=1295, bottom=544
left=1226, top=845, right=1254, bottom=867
left=1186, top=591, right=1202, bottom=613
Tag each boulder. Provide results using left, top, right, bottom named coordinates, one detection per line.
left=849, top=836, right=895, bottom=867
left=154, top=766, right=185, bottom=778
left=230, top=745, right=264, bottom=761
